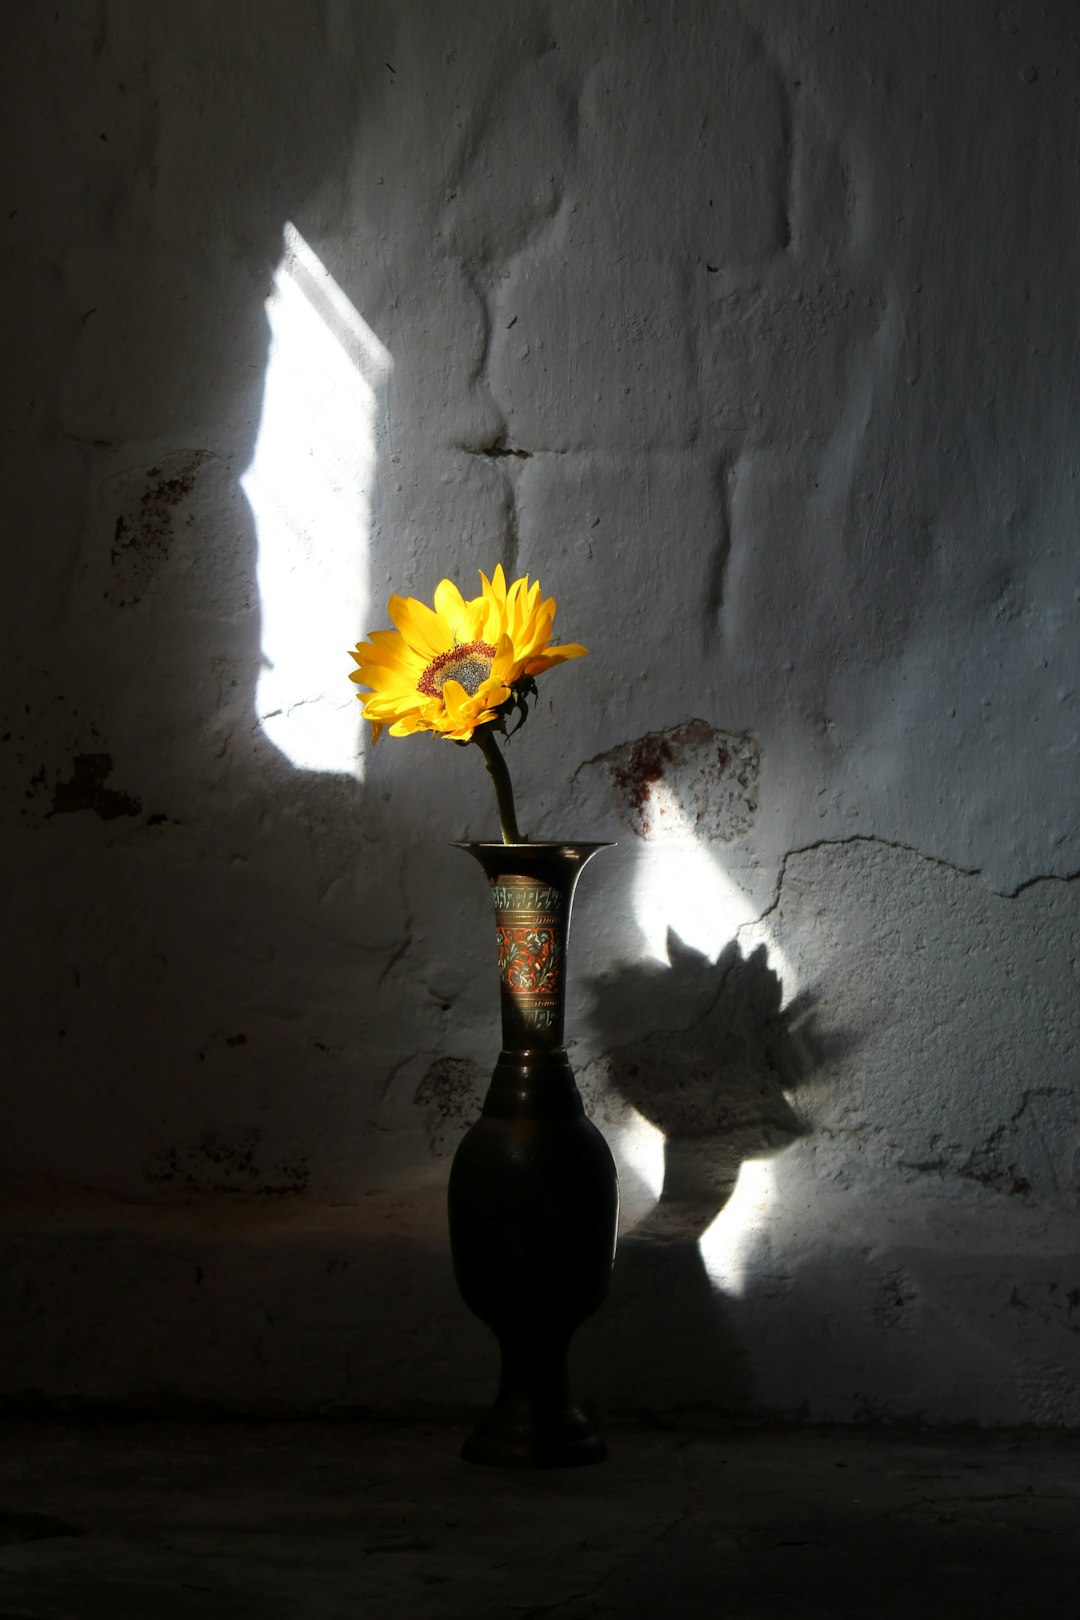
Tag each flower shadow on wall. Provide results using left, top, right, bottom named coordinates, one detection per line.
left=585, top=931, right=830, bottom=1246
left=579, top=921, right=846, bottom=1412
left=574, top=762, right=853, bottom=1409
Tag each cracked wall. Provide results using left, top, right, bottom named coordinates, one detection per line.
left=1, top=0, right=1078, bottom=1425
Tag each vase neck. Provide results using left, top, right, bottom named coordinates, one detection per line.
left=456, top=843, right=610, bottom=1055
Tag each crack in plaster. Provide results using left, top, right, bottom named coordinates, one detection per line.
left=462, top=435, right=532, bottom=459
left=503, top=463, right=524, bottom=580
left=446, top=58, right=584, bottom=576
left=460, top=261, right=494, bottom=395
left=376, top=842, right=417, bottom=991
left=741, top=836, right=1080, bottom=943
left=377, top=932, right=412, bottom=988
left=60, top=428, right=117, bottom=449
left=737, top=3, right=796, bottom=252
left=441, top=31, right=573, bottom=252
left=704, top=456, right=736, bottom=629
left=377, top=1050, right=416, bottom=1108
left=953, top=1087, right=1073, bottom=1200
left=777, top=65, right=795, bottom=251
left=587, top=940, right=759, bottom=1060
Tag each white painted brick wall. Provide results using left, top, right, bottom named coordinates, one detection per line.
left=1, top=0, right=1077, bottom=1423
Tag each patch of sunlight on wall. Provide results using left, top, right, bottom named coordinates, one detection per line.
left=630, top=780, right=796, bottom=998
left=615, top=1108, right=666, bottom=1210
left=697, top=1157, right=780, bottom=1296
left=241, top=222, right=391, bottom=776
left=624, top=785, right=798, bottom=1243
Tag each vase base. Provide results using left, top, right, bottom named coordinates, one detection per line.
left=460, top=1407, right=607, bottom=1469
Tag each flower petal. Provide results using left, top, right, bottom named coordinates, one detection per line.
left=433, top=578, right=469, bottom=638
left=388, top=713, right=431, bottom=737
left=477, top=679, right=511, bottom=708
left=355, top=639, right=423, bottom=671
left=524, top=641, right=589, bottom=674
left=439, top=678, right=473, bottom=723
left=387, top=594, right=453, bottom=661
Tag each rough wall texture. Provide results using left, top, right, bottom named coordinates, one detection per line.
left=1, top=0, right=1078, bottom=1424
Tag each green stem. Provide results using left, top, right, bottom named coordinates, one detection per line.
left=474, top=725, right=524, bottom=844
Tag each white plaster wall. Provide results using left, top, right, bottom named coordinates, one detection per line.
left=1, top=0, right=1077, bottom=1424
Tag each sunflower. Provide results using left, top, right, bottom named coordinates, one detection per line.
left=348, top=566, right=587, bottom=745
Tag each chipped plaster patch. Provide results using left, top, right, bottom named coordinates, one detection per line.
left=144, top=1131, right=309, bottom=1196
left=104, top=450, right=212, bottom=607
left=46, top=752, right=141, bottom=820
left=593, top=719, right=760, bottom=842
left=414, top=1057, right=486, bottom=1156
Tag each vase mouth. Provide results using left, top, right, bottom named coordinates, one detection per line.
left=451, top=840, right=615, bottom=854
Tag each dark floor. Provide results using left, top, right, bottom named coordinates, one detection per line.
left=0, top=1417, right=1075, bottom=1618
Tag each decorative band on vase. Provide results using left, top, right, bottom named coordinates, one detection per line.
left=490, top=876, right=565, bottom=1037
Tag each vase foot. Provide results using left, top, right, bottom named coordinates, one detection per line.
left=461, top=1405, right=607, bottom=1469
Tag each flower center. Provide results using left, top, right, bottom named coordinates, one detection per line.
left=418, top=640, right=496, bottom=699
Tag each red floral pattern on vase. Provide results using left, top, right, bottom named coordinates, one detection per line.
left=488, top=878, right=564, bottom=1035
left=496, top=926, right=561, bottom=995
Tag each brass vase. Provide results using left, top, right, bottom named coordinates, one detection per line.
left=447, top=842, right=619, bottom=1467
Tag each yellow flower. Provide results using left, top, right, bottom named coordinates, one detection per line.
left=348, top=565, right=588, bottom=743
